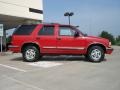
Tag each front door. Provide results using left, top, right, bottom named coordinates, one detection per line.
left=57, top=26, right=86, bottom=54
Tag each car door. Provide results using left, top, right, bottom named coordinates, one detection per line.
left=57, top=26, right=86, bottom=54
left=37, top=25, right=57, bottom=53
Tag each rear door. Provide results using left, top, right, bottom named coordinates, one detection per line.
left=37, top=25, right=57, bottom=53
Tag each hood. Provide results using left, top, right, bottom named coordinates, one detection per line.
left=87, top=36, right=108, bottom=40
left=85, top=36, right=109, bottom=43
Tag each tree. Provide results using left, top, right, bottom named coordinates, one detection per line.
left=99, top=31, right=115, bottom=45
left=116, top=35, right=120, bottom=46
left=116, top=35, right=120, bottom=42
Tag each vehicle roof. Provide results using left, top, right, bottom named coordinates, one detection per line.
left=20, top=23, right=74, bottom=27
left=39, top=23, right=73, bottom=26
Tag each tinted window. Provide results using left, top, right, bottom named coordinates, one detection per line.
left=13, top=25, right=37, bottom=35
left=38, top=26, right=54, bottom=35
left=59, top=27, right=74, bottom=36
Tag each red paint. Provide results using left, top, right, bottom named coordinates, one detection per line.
left=9, top=24, right=113, bottom=55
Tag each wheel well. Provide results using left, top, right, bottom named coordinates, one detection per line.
left=21, top=43, right=40, bottom=53
left=87, top=44, right=106, bottom=53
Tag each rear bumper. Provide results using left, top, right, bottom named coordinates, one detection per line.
left=8, top=45, right=20, bottom=53
left=106, top=47, right=114, bottom=54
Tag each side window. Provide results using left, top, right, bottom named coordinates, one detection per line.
left=59, top=27, right=74, bottom=36
left=38, top=26, right=54, bottom=35
left=13, top=25, right=37, bottom=35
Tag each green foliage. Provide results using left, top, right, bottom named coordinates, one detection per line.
left=116, top=41, right=120, bottom=46
left=116, top=35, right=120, bottom=46
left=99, top=31, right=116, bottom=45
left=6, top=36, right=12, bottom=44
left=116, top=35, right=120, bottom=42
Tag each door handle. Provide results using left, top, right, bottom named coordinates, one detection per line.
left=36, top=37, right=40, bottom=40
left=57, top=38, right=61, bottom=40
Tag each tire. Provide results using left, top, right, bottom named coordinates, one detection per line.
left=86, top=46, right=105, bottom=63
left=22, top=46, right=40, bottom=62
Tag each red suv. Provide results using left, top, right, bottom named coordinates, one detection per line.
left=9, top=24, right=113, bottom=62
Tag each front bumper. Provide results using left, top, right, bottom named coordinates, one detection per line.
left=106, top=47, right=114, bottom=54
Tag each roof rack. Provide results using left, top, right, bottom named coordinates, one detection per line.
left=42, top=22, right=60, bottom=25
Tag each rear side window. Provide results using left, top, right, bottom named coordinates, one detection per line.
left=38, top=26, right=54, bottom=35
left=13, top=25, right=37, bottom=35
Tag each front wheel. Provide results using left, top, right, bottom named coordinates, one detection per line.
left=86, top=46, right=105, bottom=63
left=22, top=46, right=40, bottom=62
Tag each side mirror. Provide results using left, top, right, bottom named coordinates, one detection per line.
left=84, top=33, right=88, bottom=36
left=74, top=32, right=79, bottom=37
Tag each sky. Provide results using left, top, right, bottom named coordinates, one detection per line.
left=43, top=0, right=120, bottom=36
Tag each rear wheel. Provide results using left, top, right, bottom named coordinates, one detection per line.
left=86, top=46, right=105, bottom=63
left=22, top=46, right=40, bottom=62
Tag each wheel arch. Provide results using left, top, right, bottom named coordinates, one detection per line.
left=21, top=42, right=40, bottom=53
left=87, top=43, right=106, bottom=53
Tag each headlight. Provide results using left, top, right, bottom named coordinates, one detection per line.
left=109, top=42, right=111, bottom=46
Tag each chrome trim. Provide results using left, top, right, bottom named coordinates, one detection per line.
left=8, top=45, right=19, bottom=48
left=43, top=47, right=56, bottom=49
left=57, top=47, right=85, bottom=50
left=43, top=46, right=85, bottom=50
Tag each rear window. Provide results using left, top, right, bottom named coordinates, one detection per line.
left=13, top=25, right=37, bottom=35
